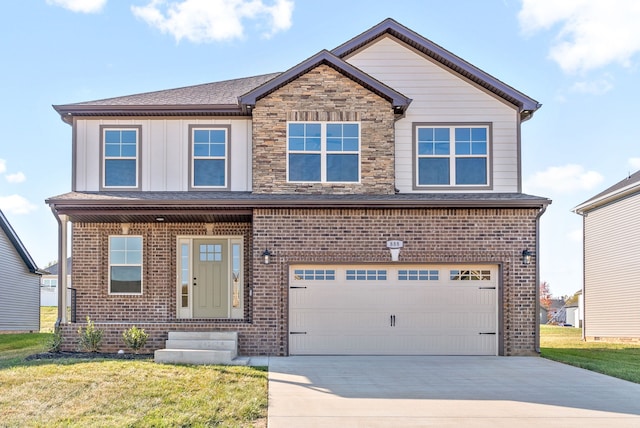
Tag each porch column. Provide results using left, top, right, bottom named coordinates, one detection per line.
left=54, top=212, right=69, bottom=324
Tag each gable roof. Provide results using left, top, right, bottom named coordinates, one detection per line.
left=0, top=209, right=41, bottom=274
left=574, top=170, right=640, bottom=214
left=238, top=49, right=412, bottom=112
left=53, top=18, right=538, bottom=123
left=332, top=18, right=541, bottom=120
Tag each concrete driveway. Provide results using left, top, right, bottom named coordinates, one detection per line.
left=266, top=356, right=640, bottom=427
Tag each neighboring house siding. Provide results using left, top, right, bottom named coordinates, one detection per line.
left=251, top=64, right=396, bottom=195
left=74, top=118, right=253, bottom=192
left=0, top=229, right=40, bottom=331
left=344, top=36, right=520, bottom=193
left=584, top=192, right=640, bottom=339
left=62, top=207, right=539, bottom=356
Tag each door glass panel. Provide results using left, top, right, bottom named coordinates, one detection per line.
left=232, top=244, right=241, bottom=308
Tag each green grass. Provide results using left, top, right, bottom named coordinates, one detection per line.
left=0, top=334, right=268, bottom=427
left=540, top=325, right=640, bottom=384
left=40, top=306, right=57, bottom=333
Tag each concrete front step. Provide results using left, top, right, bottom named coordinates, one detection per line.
left=167, top=331, right=237, bottom=341
left=155, top=349, right=247, bottom=365
left=165, top=339, right=237, bottom=352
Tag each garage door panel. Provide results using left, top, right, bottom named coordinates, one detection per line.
left=289, top=264, right=498, bottom=356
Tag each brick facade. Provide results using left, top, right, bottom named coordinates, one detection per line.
left=251, top=64, right=396, bottom=195
left=62, top=207, right=539, bottom=356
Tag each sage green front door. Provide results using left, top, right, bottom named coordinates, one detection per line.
left=193, top=239, right=229, bottom=318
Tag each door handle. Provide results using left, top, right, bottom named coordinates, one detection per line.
left=390, top=315, right=396, bottom=327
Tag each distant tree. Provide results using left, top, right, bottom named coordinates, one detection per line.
left=44, top=260, right=58, bottom=269
left=540, top=281, right=552, bottom=310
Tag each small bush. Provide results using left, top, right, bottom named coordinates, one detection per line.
left=122, top=326, right=149, bottom=354
left=77, top=316, right=103, bottom=352
left=47, top=328, right=63, bottom=353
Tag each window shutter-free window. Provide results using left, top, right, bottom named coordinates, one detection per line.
left=103, top=129, right=138, bottom=188
left=109, top=236, right=143, bottom=294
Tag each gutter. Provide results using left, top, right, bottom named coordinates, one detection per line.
left=534, top=204, right=548, bottom=354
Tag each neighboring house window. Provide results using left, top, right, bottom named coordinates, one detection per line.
left=41, top=278, right=57, bottom=289
left=102, top=127, right=140, bottom=188
left=415, top=125, right=489, bottom=187
left=287, top=122, right=360, bottom=183
left=109, top=236, right=143, bottom=294
left=190, top=126, right=229, bottom=188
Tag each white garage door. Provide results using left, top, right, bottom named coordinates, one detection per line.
left=289, top=265, right=498, bottom=355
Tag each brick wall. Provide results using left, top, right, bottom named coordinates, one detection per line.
left=251, top=64, right=396, bottom=195
left=63, top=207, right=540, bottom=356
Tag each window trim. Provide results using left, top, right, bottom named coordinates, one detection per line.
left=188, top=125, right=231, bottom=191
left=286, top=121, right=361, bottom=184
left=99, top=125, right=142, bottom=190
left=412, top=122, right=493, bottom=190
left=108, top=235, right=143, bottom=296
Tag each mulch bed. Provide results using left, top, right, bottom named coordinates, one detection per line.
left=26, top=352, right=154, bottom=361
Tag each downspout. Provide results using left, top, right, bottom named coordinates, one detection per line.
left=534, top=204, right=548, bottom=354
left=51, top=209, right=69, bottom=328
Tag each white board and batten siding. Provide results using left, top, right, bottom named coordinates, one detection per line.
left=345, top=35, right=520, bottom=193
left=584, top=192, right=640, bottom=338
left=74, top=118, right=253, bottom=192
left=0, top=229, right=40, bottom=332
left=289, top=264, right=498, bottom=356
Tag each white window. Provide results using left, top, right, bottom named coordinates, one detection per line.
left=415, top=125, right=489, bottom=187
left=287, top=122, right=360, bottom=183
left=102, top=127, right=140, bottom=188
left=109, top=236, right=143, bottom=294
left=190, top=126, right=229, bottom=188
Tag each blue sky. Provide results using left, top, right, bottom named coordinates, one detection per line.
left=1, top=0, right=639, bottom=298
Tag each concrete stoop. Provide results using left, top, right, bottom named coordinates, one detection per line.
left=154, top=331, right=247, bottom=365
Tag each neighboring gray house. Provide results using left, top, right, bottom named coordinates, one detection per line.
left=574, top=170, right=640, bottom=341
left=41, top=257, right=72, bottom=307
left=0, top=209, right=43, bottom=332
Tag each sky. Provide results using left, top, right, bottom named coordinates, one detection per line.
left=1, top=0, right=639, bottom=298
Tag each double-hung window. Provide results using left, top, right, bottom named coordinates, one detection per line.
left=191, top=126, right=229, bottom=188
left=415, top=125, right=489, bottom=187
left=288, top=122, right=360, bottom=183
left=109, top=236, right=143, bottom=294
left=102, top=127, right=140, bottom=188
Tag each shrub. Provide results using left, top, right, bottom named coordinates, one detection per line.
left=47, top=327, right=63, bottom=353
left=122, top=326, right=149, bottom=354
left=77, top=316, right=103, bottom=352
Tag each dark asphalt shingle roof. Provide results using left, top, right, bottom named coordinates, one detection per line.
left=575, top=170, right=640, bottom=213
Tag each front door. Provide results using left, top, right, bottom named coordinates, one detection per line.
left=193, top=239, right=229, bottom=318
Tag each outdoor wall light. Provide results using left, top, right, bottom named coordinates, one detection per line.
left=262, top=248, right=273, bottom=265
left=522, top=249, right=533, bottom=265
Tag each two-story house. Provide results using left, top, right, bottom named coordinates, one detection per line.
left=48, top=18, right=549, bottom=358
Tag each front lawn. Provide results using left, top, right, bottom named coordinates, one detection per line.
left=540, top=325, right=640, bottom=384
left=0, top=333, right=268, bottom=427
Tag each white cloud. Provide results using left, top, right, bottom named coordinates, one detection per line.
left=569, top=75, right=613, bottom=95
left=46, top=0, right=107, bottom=13
left=131, top=0, right=294, bottom=43
left=568, top=228, right=582, bottom=242
left=629, top=157, right=640, bottom=171
left=524, top=164, right=604, bottom=193
left=0, top=195, right=38, bottom=215
left=518, top=0, right=640, bottom=74
left=0, top=159, right=5, bottom=174
left=5, top=172, right=26, bottom=183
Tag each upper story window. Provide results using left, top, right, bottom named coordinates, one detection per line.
left=102, top=127, right=140, bottom=189
left=415, top=124, right=490, bottom=188
left=190, top=126, right=229, bottom=189
left=287, top=122, right=360, bottom=183
left=109, top=236, right=143, bottom=295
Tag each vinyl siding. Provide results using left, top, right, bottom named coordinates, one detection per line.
left=584, top=192, right=640, bottom=338
left=0, top=230, right=40, bottom=331
left=74, top=118, right=252, bottom=192
left=345, top=35, right=520, bottom=193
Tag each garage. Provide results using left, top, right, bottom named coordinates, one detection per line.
left=289, top=264, right=498, bottom=355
